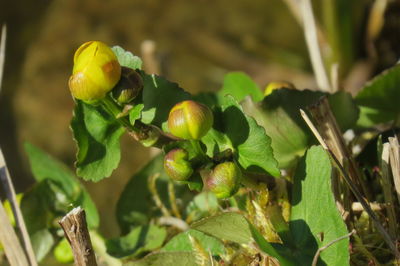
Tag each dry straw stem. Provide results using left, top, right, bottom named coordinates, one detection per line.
left=380, top=143, right=398, bottom=238
left=0, top=25, right=6, bottom=90
left=141, top=40, right=160, bottom=75
left=59, top=207, right=97, bottom=266
left=0, top=25, right=37, bottom=265
left=299, top=0, right=331, bottom=92
left=307, top=97, right=370, bottom=199
left=366, top=0, right=388, bottom=58
left=388, top=137, right=400, bottom=206
left=0, top=149, right=37, bottom=266
left=300, top=109, right=400, bottom=259
left=0, top=200, right=28, bottom=266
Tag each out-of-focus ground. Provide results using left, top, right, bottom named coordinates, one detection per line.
left=0, top=0, right=399, bottom=239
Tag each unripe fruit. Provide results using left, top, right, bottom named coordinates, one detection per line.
left=112, top=67, right=143, bottom=104
left=168, top=100, right=213, bottom=140
left=164, top=148, right=194, bottom=181
left=69, top=41, right=121, bottom=101
left=205, top=162, right=242, bottom=199
left=264, top=81, right=295, bottom=96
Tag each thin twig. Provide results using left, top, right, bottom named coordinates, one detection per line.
left=0, top=25, right=6, bottom=90
left=300, top=109, right=400, bottom=259
left=59, top=207, right=97, bottom=266
left=148, top=173, right=171, bottom=217
left=0, top=149, right=37, bottom=265
left=157, top=216, right=189, bottom=231
left=0, top=201, right=29, bottom=266
left=299, top=109, right=327, bottom=149
left=168, top=181, right=181, bottom=218
left=312, top=229, right=356, bottom=266
left=300, top=0, right=331, bottom=92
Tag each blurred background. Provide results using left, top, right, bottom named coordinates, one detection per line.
left=0, top=0, right=399, bottom=238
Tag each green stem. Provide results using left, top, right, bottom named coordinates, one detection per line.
left=101, top=95, right=134, bottom=130
left=190, top=139, right=206, bottom=157
left=100, top=94, right=176, bottom=148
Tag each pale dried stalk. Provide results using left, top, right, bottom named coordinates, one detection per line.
left=141, top=40, right=160, bottom=75
left=300, top=0, right=331, bottom=92
left=59, top=207, right=97, bottom=266
left=307, top=97, right=369, bottom=199
left=0, top=149, right=37, bottom=265
left=0, top=202, right=29, bottom=266
left=366, top=0, right=388, bottom=58
left=300, top=109, right=400, bottom=259
left=351, top=202, right=383, bottom=212
left=0, top=25, right=6, bottom=90
left=388, top=137, right=400, bottom=206
left=380, top=143, right=398, bottom=238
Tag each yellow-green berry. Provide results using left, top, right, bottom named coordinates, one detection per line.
left=164, top=148, right=194, bottom=181
left=168, top=100, right=213, bottom=140
left=205, top=161, right=242, bottom=199
left=68, top=41, right=121, bottom=101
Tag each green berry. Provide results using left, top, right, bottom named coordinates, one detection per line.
left=168, top=100, right=213, bottom=140
left=205, top=161, right=242, bottom=199
left=164, top=148, right=194, bottom=181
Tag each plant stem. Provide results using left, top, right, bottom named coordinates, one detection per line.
left=190, top=140, right=205, bottom=157
left=101, top=95, right=176, bottom=148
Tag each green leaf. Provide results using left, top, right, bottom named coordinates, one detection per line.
left=112, top=46, right=142, bottom=70
left=31, top=229, right=54, bottom=262
left=329, top=91, right=359, bottom=131
left=243, top=89, right=358, bottom=168
left=24, top=142, right=79, bottom=197
left=127, top=251, right=197, bottom=266
left=116, top=155, right=190, bottom=233
left=140, top=73, right=191, bottom=128
left=191, top=212, right=296, bottom=265
left=54, top=238, right=74, bottom=264
left=290, top=146, right=349, bottom=265
left=356, top=64, right=400, bottom=126
left=185, top=192, right=219, bottom=221
left=71, top=101, right=125, bottom=182
left=21, top=180, right=69, bottom=233
left=162, top=229, right=225, bottom=255
left=106, top=225, right=167, bottom=258
left=202, top=96, right=280, bottom=177
left=24, top=142, right=99, bottom=228
left=191, top=212, right=252, bottom=244
left=129, top=104, right=144, bottom=126
left=217, top=72, right=264, bottom=103
left=116, top=155, right=165, bottom=231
